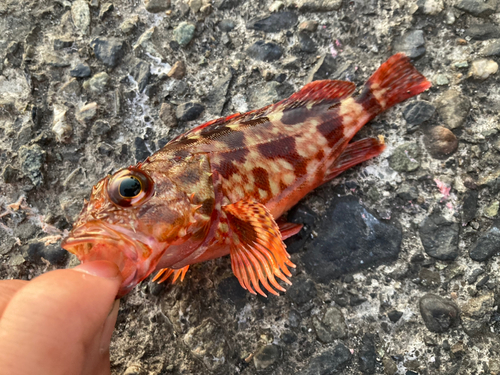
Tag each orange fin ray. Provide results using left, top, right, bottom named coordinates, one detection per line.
left=223, top=200, right=295, bottom=297
left=324, top=136, right=386, bottom=182
left=277, top=221, right=303, bottom=240
left=153, top=265, right=190, bottom=284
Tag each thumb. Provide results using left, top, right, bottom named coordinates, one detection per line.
left=0, top=261, right=121, bottom=375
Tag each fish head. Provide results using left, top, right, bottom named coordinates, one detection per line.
left=62, top=166, right=200, bottom=297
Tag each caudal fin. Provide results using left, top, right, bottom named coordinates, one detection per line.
left=358, top=53, right=431, bottom=118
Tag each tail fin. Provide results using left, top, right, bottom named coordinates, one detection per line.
left=358, top=53, right=431, bottom=117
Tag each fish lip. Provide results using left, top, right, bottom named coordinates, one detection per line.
left=61, top=221, right=141, bottom=261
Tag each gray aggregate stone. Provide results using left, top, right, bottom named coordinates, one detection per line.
left=71, top=0, right=90, bottom=35
left=470, top=226, right=500, bottom=261
left=393, top=30, right=426, bottom=59
left=389, top=143, right=421, bottom=172
left=313, top=306, right=348, bottom=343
left=173, top=22, right=195, bottom=46
left=419, top=213, right=459, bottom=261
left=455, top=0, right=497, bottom=17
left=247, top=12, right=298, bottom=33
left=144, top=0, right=170, bottom=13
left=83, top=72, right=109, bottom=94
left=246, top=40, right=283, bottom=62
left=70, top=63, right=91, bottom=78
left=436, top=89, right=470, bottom=129
left=467, top=24, right=500, bottom=40
left=90, top=38, right=125, bottom=68
left=253, top=345, right=280, bottom=370
left=19, top=144, right=45, bottom=187
left=419, top=294, right=460, bottom=333
left=303, top=344, right=352, bottom=374
left=461, top=293, right=495, bottom=336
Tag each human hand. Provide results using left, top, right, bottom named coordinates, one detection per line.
left=0, top=261, right=122, bottom=375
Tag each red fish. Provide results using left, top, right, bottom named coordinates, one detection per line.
left=62, top=53, right=430, bottom=297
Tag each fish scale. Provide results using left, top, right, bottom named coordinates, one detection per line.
left=62, top=53, right=431, bottom=297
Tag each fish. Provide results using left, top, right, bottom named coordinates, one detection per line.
left=61, top=53, right=431, bottom=298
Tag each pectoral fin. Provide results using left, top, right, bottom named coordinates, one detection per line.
left=153, top=265, right=190, bottom=284
left=223, top=200, right=295, bottom=297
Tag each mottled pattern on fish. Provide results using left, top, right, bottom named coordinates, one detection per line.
left=62, top=53, right=431, bottom=297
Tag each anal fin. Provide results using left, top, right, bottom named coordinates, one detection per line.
left=223, top=200, right=295, bottom=297
left=153, top=265, right=190, bottom=284
left=324, top=136, right=386, bottom=182
left=277, top=220, right=303, bottom=240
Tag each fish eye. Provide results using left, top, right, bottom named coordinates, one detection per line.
left=108, top=168, right=154, bottom=207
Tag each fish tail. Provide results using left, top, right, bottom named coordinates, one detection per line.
left=357, top=53, right=431, bottom=118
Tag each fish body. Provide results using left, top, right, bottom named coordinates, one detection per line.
left=62, top=54, right=431, bottom=297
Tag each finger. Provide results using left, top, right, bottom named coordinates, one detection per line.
left=0, top=261, right=121, bottom=375
left=0, top=280, right=28, bottom=318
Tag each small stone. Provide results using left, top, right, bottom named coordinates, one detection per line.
left=133, top=137, right=151, bottom=162
left=247, top=12, right=298, bottom=33
left=207, top=70, right=233, bottom=116
left=419, top=213, right=459, bottom=261
left=167, top=60, right=186, bottom=79
left=470, top=226, right=500, bottom=261
left=188, top=0, right=202, bottom=13
left=419, top=294, right=460, bottom=333
left=83, top=72, right=110, bottom=94
left=44, top=53, right=70, bottom=68
left=480, top=39, right=500, bottom=56
left=302, top=196, right=402, bottom=283
left=90, top=37, right=125, bottom=68
left=306, top=54, right=336, bottom=82
left=467, top=24, right=500, bottom=41
left=269, top=1, right=285, bottom=12
left=468, top=268, right=484, bottom=284
left=214, top=0, right=243, bottom=9
left=420, top=268, right=441, bottom=287
left=99, top=2, right=114, bottom=18
left=424, top=126, right=458, bottom=159
left=417, top=0, right=444, bottom=15
left=53, top=37, right=74, bottom=50
left=123, top=364, right=146, bottom=375
left=484, top=201, right=499, bottom=218
left=159, top=103, right=177, bottom=128
left=173, top=22, right=195, bottom=46
left=71, top=0, right=91, bottom=35
left=434, top=74, right=449, bottom=86
left=176, top=102, right=205, bottom=121
left=299, top=20, right=319, bottom=32
left=303, top=344, right=352, bottom=375
left=120, top=15, right=139, bottom=34
left=76, top=102, right=98, bottom=123
left=445, top=10, right=456, bottom=24
left=403, top=101, right=435, bottom=128
left=455, top=0, right=497, bottom=17
left=436, top=89, right=470, bottom=129
left=144, top=0, right=170, bottom=13
left=359, top=334, right=377, bottom=374
left=461, top=293, right=495, bottom=336
left=2, top=165, right=20, bottom=184
left=298, top=31, right=316, bottom=53
left=397, top=184, right=419, bottom=201
left=389, top=142, right=421, bottom=172
left=393, top=30, right=426, bottom=59
left=453, top=61, right=469, bottom=69
left=130, top=60, right=151, bottom=92
left=382, top=356, right=398, bottom=375
left=70, top=62, right=91, bottom=78
left=52, top=105, right=71, bottom=142
left=246, top=41, right=283, bottom=62
left=92, top=120, right=111, bottom=137
left=469, top=59, right=498, bottom=80
left=218, top=19, right=235, bottom=32
left=287, top=278, right=317, bottom=305
left=293, top=0, right=343, bottom=12
left=387, top=310, right=403, bottom=323
left=19, top=144, right=45, bottom=187
left=313, top=306, right=348, bottom=343
left=282, top=56, right=300, bottom=70
left=253, top=345, right=280, bottom=370
left=58, top=78, right=81, bottom=99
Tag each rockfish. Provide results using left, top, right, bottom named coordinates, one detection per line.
left=62, top=53, right=431, bottom=297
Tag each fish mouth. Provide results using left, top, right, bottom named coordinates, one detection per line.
left=61, top=222, right=156, bottom=297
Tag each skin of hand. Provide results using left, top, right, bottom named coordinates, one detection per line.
left=0, top=260, right=122, bottom=375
